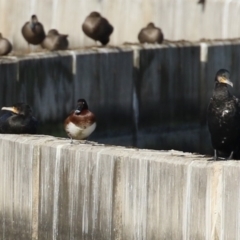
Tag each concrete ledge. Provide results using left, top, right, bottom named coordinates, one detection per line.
left=0, top=134, right=239, bottom=239
left=2, top=41, right=240, bottom=153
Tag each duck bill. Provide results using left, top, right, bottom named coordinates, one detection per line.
left=1, top=107, right=18, bottom=114
left=219, top=77, right=233, bottom=87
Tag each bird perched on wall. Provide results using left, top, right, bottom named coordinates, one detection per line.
left=21, top=15, right=46, bottom=47
left=64, top=99, right=96, bottom=143
left=198, top=0, right=206, bottom=11
left=0, top=33, right=12, bottom=56
left=138, top=23, right=164, bottom=44
left=82, top=12, right=114, bottom=45
left=207, top=69, right=240, bottom=160
left=41, top=29, right=69, bottom=51
left=0, top=103, right=38, bottom=134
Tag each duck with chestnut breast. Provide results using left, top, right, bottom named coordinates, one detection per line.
left=207, top=69, right=240, bottom=160
left=138, top=22, right=164, bottom=44
left=0, top=102, right=38, bottom=134
left=82, top=11, right=114, bottom=45
left=21, top=14, right=46, bottom=46
left=0, top=33, right=12, bottom=56
left=64, top=99, right=96, bottom=143
left=41, top=29, right=68, bottom=51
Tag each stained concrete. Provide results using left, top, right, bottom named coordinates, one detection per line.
left=1, top=0, right=240, bottom=51
left=1, top=41, right=240, bottom=154
left=0, top=134, right=240, bottom=239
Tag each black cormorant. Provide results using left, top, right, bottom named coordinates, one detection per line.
left=0, top=103, right=38, bottom=134
left=207, top=69, right=240, bottom=160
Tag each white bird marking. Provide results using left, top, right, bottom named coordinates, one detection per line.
left=65, top=122, right=96, bottom=140
left=222, top=109, right=229, bottom=117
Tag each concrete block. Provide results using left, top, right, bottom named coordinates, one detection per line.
left=16, top=52, right=74, bottom=122
left=73, top=47, right=134, bottom=143
left=0, top=57, right=18, bottom=106
left=1, top=135, right=240, bottom=239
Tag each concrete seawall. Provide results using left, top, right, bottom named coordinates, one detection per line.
left=1, top=41, right=240, bottom=153
left=0, top=134, right=240, bottom=239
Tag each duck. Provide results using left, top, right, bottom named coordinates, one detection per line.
left=0, top=33, right=12, bottom=56
left=21, top=15, right=46, bottom=46
left=82, top=12, right=114, bottom=45
left=138, top=22, right=164, bottom=44
left=41, top=29, right=68, bottom=51
left=64, top=99, right=96, bottom=143
left=0, top=103, right=38, bottom=134
left=207, top=69, right=240, bottom=160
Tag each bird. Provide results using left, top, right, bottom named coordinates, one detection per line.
left=64, top=99, right=96, bottom=143
left=0, top=33, right=12, bottom=56
left=198, top=0, right=205, bottom=3
left=207, top=69, right=240, bottom=160
left=41, top=29, right=68, bottom=51
left=198, top=0, right=206, bottom=11
left=0, top=103, right=38, bottom=134
left=138, top=22, right=164, bottom=44
left=82, top=12, right=114, bottom=45
left=21, top=15, right=46, bottom=47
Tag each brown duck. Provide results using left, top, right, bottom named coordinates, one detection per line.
left=0, top=33, right=12, bottom=55
left=82, top=12, right=114, bottom=45
left=64, top=99, right=96, bottom=143
left=41, top=29, right=68, bottom=51
left=21, top=15, right=46, bottom=45
left=138, top=23, right=164, bottom=44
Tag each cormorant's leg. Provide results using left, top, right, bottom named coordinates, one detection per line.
left=213, top=149, right=218, bottom=160
left=70, top=137, right=73, bottom=144
left=227, top=151, right=234, bottom=160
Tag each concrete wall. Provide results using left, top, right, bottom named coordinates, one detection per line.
left=1, top=0, right=240, bottom=51
left=0, top=134, right=240, bottom=239
left=1, top=41, right=240, bottom=153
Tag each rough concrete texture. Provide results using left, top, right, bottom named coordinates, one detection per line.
left=1, top=0, right=240, bottom=51
left=0, top=134, right=240, bottom=239
left=1, top=42, right=240, bottom=152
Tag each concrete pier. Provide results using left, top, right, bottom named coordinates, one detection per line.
left=0, top=134, right=240, bottom=239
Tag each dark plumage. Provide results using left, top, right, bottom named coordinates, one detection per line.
left=207, top=69, right=240, bottom=160
left=0, top=33, right=12, bottom=56
left=0, top=103, right=38, bottom=134
left=64, top=99, right=96, bottom=143
left=41, top=29, right=68, bottom=51
left=21, top=15, right=46, bottom=45
left=82, top=12, right=114, bottom=45
left=138, top=23, right=164, bottom=44
left=198, top=0, right=205, bottom=4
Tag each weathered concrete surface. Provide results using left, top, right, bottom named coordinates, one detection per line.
left=73, top=48, right=134, bottom=141
left=0, top=135, right=240, bottom=239
left=1, top=0, right=240, bottom=51
left=1, top=41, right=240, bottom=154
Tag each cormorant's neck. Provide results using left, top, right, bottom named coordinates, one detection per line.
left=213, top=82, right=231, bottom=100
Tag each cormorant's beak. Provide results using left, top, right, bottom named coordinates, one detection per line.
left=1, top=106, right=19, bottom=114
left=218, top=76, right=233, bottom=87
